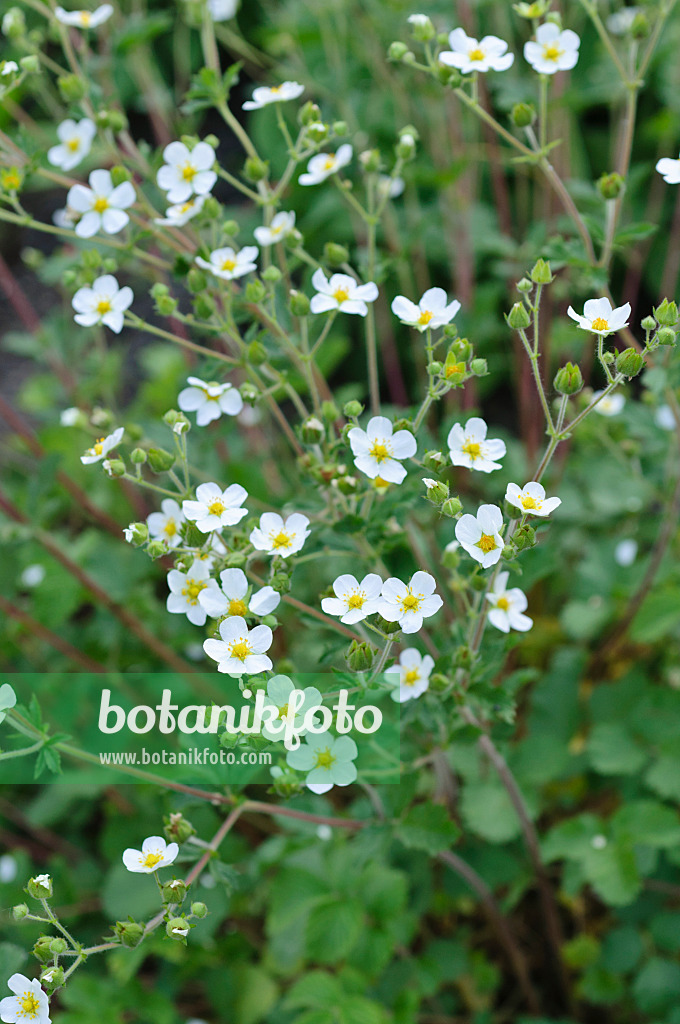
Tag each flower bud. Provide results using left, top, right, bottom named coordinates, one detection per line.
left=123, top=522, right=148, bottom=546
left=511, top=102, right=536, bottom=128
left=429, top=672, right=449, bottom=692
left=408, top=14, right=435, bottom=42
left=441, top=496, right=463, bottom=518
left=443, top=67, right=463, bottom=88
left=240, top=382, right=259, bottom=403
left=530, top=258, right=553, bottom=284
left=156, top=294, right=179, bottom=316
left=346, top=640, right=375, bottom=671
left=597, top=172, right=624, bottom=200
left=323, top=242, right=349, bottom=267
left=2, top=8, right=26, bottom=38
left=359, top=149, right=381, bottom=173
left=12, top=903, right=29, bottom=920
left=427, top=361, right=443, bottom=376
left=334, top=474, right=358, bottom=495
left=423, top=449, right=447, bottom=472
left=166, top=916, right=190, bottom=941
left=507, top=302, right=531, bottom=330
left=39, top=967, right=64, bottom=995
left=19, top=55, right=39, bottom=73
left=332, top=120, right=348, bottom=136
left=27, top=874, right=52, bottom=899
left=442, top=543, right=460, bottom=569
left=49, top=937, right=68, bottom=955
left=190, top=901, right=208, bottom=918
left=289, top=290, right=311, bottom=317
left=164, top=812, right=196, bottom=844
left=321, top=400, right=339, bottom=422
left=225, top=550, right=247, bottom=567
left=270, top=572, right=291, bottom=594
left=615, top=348, right=645, bottom=377
left=262, top=265, right=282, bottom=283
left=147, top=539, right=168, bottom=559
left=222, top=218, right=239, bottom=236
left=343, top=399, right=364, bottom=418
left=187, top=268, right=207, bottom=293
left=305, top=121, right=329, bottom=143
left=106, top=109, right=128, bottom=132
left=32, top=937, right=55, bottom=963
left=388, top=41, right=409, bottom=61
left=130, top=446, right=147, bottom=465
left=423, top=478, right=449, bottom=504
left=147, top=447, right=175, bottom=473
left=513, top=1, right=550, bottom=18
left=161, top=878, right=187, bottom=904
left=114, top=919, right=145, bottom=948
left=656, top=327, right=676, bottom=347
left=57, top=74, right=87, bottom=102
left=514, top=524, right=536, bottom=551
left=245, top=278, right=266, bottom=303
left=301, top=416, right=325, bottom=444
left=247, top=340, right=267, bottom=365
left=470, top=358, right=488, bottom=377
left=396, top=132, right=416, bottom=160
left=654, top=299, right=679, bottom=326
left=244, top=156, right=269, bottom=182
left=554, top=362, right=583, bottom=395
left=631, top=12, right=650, bottom=39
left=640, top=315, right=657, bottom=332
left=517, top=277, right=533, bottom=293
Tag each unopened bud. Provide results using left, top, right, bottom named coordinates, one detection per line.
left=396, top=132, right=416, bottom=160
left=2, top=8, right=26, bottom=38
left=631, top=12, right=650, bottom=39
left=49, top=938, right=68, bottom=955
left=262, top=265, right=281, bottom=283
left=507, top=302, right=531, bottom=329
left=130, top=447, right=147, bottom=465
left=245, top=278, right=266, bottom=303
left=244, top=156, right=269, bottom=182
left=656, top=327, right=676, bottom=347
left=161, top=879, right=187, bottom=904
left=641, top=315, right=657, bottom=332
left=423, top=478, right=449, bottom=504
left=270, top=572, right=291, bottom=594
left=33, top=937, right=55, bottom=963
left=147, top=539, right=168, bottom=559
left=615, top=348, right=645, bottom=377
left=247, top=340, right=267, bottom=365
left=114, top=920, right=145, bottom=948
left=514, top=524, right=536, bottom=551
left=164, top=812, right=196, bottom=844
left=530, top=258, right=553, bottom=284
left=517, top=277, right=533, bottom=293
left=57, top=73, right=86, bottom=102
left=408, top=14, right=435, bottom=41
left=12, top=904, right=29, bottom=920
left=554, top=362, right=583, bottom=395
left=423, top=449, right=446, bottom=472
left=187, top=268, right=207, bottom=293
left=388, top=41, right=409, bottom=61
left=27, top=874, right=52, bottom=899
left=190, top=901, right=208, bottom=918
left=289, top=290, right=311, bottom=317
left=598, top=172, right=624, bottom=200
left=147, top=447, right=175, bottom=473
left=39, top=967, right=64, bottom=995
left=359, top=149, right=381, bottom=173
left=470, top=358, right=488, bottom=376
left=441, top=496, right=463, bottom=518
left=166, top=916, right=191, bottom=941
left=19, top=54, right=39, bottom=73
left=343, top=399, right=364, bottom=418
left=323, top=242, right=349, bottom=266
left=346, top=639, right=375, bottom=671
left=321, top=400, right=339, bottom=422
left=301, top=416, right=325, bottom=443
left=655, top=299, right=679, bottom=326
left=511, top=102, right=536, bottom=128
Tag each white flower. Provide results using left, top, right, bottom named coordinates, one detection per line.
left=439, top=28, right=514, bottom=74
left=261, top=674, right=322, bottom=743
left=607, top=7, right=642, bottom=35
left=1, top=61, right=19, bottom=76
left=391, top=287, right=460, bottom=332
left=208, top=0, right=237, bottom=20
left=154, top=195, right=206, bottom=226
left=203, top=615, right=273, bottom=675
left=0, top=975, right=51, bottom=1024
left=20, top=565, right=45, bottom=588
left=377, top=571, right=443, bottom=634
left=307, top=782, right=333, bottom=794
left=655, top=404, right=676, bottom=431
left=455, top=504, right=504, bottom=568
left=197, top=567, right=280, bottom=619
left=253, top=211, right=296, bottom=246
left=53, top=206, right=78, bottom=229
left=485, top=572, right=533, bottom=633
left=243, top=81, right=304, bottom=110
left=189, top=533, right=228, bottom=570
left=615, top=539, right=638, bottom=566
left=178, top=376, right=243, bottom=425
left=0, top=684, right=17, bottom=726
left=310, top=269, right=378, bottom=317
left=567, top=297, right=631, bottom=335
left=299, top=144, right=353, bottom=186
left=157, top=140, right=217, bottom=204
left=72, top=274, right=133, bottom=333
left=80, top=426, right=124, bottom=464
left=384, top=648, right=433, bottom=702
left=122, top=835, right=179, bottom=873
left=592, top=390, right=625, bottom=416
left=66, top=168, right=135, bottom=238
left=591, top=834, right=608, bottom=850
left=249, top=512, right=310, bottom=558
left=348, top=416, right=416, bottom=484
left=524, top=23, right=580, bottom=74
left=0, top=854, right=17, bottom=883
left=505, top=481, right=561, bottom=517
left=60, top=406, right=82, bottom=426
left=55, top=4, right=113, bottom=28
left=447, top=416, right=506, bottom=473
left=377, top=175, right=404, bottom=199
left=287, top=734, right=358, bottom=787
left=47, top=117, right=96, bottom=171
left=182, top=482, right=248, bottom=533
left=167, top=559, right=223, bottom=626
left=147, top=498, right=185, bottom=549
left=656, top=155, right=680, bottom=185
left=321, top=573, right=382, bottom=624
left=195, top=246, right=258, bottom=281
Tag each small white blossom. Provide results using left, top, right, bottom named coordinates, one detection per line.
left=505, top=481, right=561, bottom=517
left=310, top=269, right=378, bottom=317
left=167, top=559, right=223, bottom=626
left=55, top=4, right=113, bottom=27
left=53, top=206, right=79, bottom=229
left=261, top=675, right=322, bottom=743
left=439, top=28, right=514, bottom=74
left=249, top=512, right=310, bottom=558
left=243, top=81, right=304, bottom=110
left=72, top=274, right=133, bottom=333
left=157, top=140, right=217, bottom=204
left=154, top=195, right=206, bottom=226
left=182, top=482, right=248, bottom=533
left=254, top=211, right=296, bottom=246
left=348, top=416, right=416, bottom=484
left=0, top=855, right=17, bottom=883
left=455, top=504, right=504, bottom=568
left=0, top=975, right=51, bottom=1024
left=1, top=61, right=19, bottom=76
left=47, top=117, right=96, bottom=171
left=60, top=407, right=82, bottom=426
left=384, top=648, right=433, bottom=702
left=20, top=565, right=45, bottom=588
left=592, top=390, right=625, bottom=416
left=486, top=572, right=533, bottom=633
left=66, top=168, right=135, bottom=238
left=80, top=426, right=124, bottom=464
left=122, top=835, right=179, bottom=873
left=203, top=615, right=273, bottom=676
left=208, top=0, right=237, bottom=20
left=567, top=297, right=631, bottom=336
left=299, top=144, right=353, bottom=186
left=195, top=246, right=258, bottom=281
left=607, top=7, right=642, bottom=34
left=377, top=175, right=405, bottom=199
left=197, top=567, right=280, bottom=619
left=524, top=23, right=580, bottom=74
left=377, top=571, right=443, bottom=634
left=615, top=539, right=638, bottom=566
left=147, top=498, right=185, bottom=548
left=448, top=416, right=506, bottom=473
left=287, top=734, right=358, bottom=787
left=391, top=287, right=460, bottom=332
left=178, top=376, right=243, bottom=425
left=591, top=834, right=608, bottom=850
left=321, top=573, right=382, bottom=624
left=656, top=155, right=680, bottom=185
left=655, top=404, right=676, bottom=431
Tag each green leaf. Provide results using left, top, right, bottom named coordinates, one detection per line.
left=305, top=897, right=364, bottom=964
left=631, top=588, right=680, bottom=643
left=460, top=782, right=527, bottom=843
left=231, top=965, right=279, bottom=1024
left=614, top=221, right=658, bottom=246
left=587, top=722, right=647, bottom=776
left=284, top=971, right=342, bottom=1010
left=633, top=957, right=680, bottom=1014
left=612, top=800, right=680, bottom=849
left=396, top=802, right=461, bottom=854
left=645, top=753, right=680, bottom=800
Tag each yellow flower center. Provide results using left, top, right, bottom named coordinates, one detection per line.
left=271, top=530, right=293, bottom=550
left=221, top=258, right=237, bottom=272
left=182, top=579, right=207, bottom=604
left=179, top=200, right=194, bottom=212
left=228, top=598, right=248, bottom=616
left=270, top=85, right=283, bottom=94
left=445, top=362, right=465, bottom=378
left=79, top=11, right=91, bottom=25
left=67, top=137, right=80, bottom=152
left=96, top=298, right=112, bottom=314
left=323, top=155, right=336, bottom=170
left=2, top=171, right=21, bottom=190
left=401, top=592, right=423, bottom=612
left=417, top=309, right=433, bottom=325
left=496, top=597, right=510, bottom=611
left=477, top=534, right=497, bottom=553
left=332, top=287, right=350, bottom=304
left=373, top=476, right=389, bottom=490
left=314, top=747, right=336, bottom=770
left=278, top=703, right=289, bottom=719
left=208, top=499, right=226, bottom=516
left=347, top=592, right=366, bottom=610
left=18, top=991, right=40, bottom=1019
left=93, top=438, right=105, bottom=455
left=591, top=316, right=609, bottom=332
left=93, top=196, right=109, bottom=213
left=404, top=668, right=420, bottom=686
left=521, top=494, right=541, bottom=510
left=230, top=639, right=252, bottom=661
left=181, top=162, right=197, bottom=181
left=164, top=519, right=177, bottom=537
left=461, top=441, right=482, bottom=460
left=468, top=47, right=486, bottom=61
left=369, top=441, right=391, bottom=462
left=543, top=44, right=564, bottom=61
